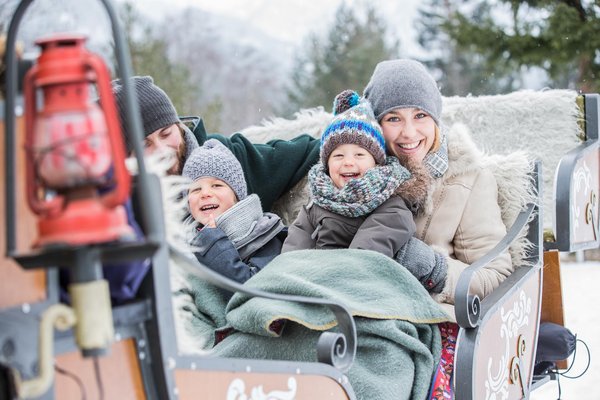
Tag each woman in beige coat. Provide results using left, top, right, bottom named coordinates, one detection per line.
left=364, top=59, right=512, bottom=398
left=364, top=59, right=512, bottom=316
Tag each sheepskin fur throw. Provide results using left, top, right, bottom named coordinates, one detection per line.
left=127, top=154, right=206, bottom=352
left=241, top=89, right=583, bottom=231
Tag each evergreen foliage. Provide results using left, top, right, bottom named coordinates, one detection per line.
left=288, top=3, right=399, bottom=112
left=416, top=0, right=519, bottom=95
left=117, top=2, right=201, bottom=119
left=443, top=0, right=600, bottom=92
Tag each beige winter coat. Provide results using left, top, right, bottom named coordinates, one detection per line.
left=417, top=126, right=512, bottom=320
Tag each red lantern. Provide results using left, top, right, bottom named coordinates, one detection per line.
left=24, top=34, right=133, bottom=246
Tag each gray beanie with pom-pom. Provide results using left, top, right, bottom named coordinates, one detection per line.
left=182, top=139, right=247, bottom=201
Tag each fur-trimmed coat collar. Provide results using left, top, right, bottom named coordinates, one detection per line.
left=443, top=122, right=484, bottom=179
left=421, top=123, right=484, bottom=215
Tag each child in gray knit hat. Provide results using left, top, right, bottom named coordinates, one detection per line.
left=182, top=139, right=284, bottom=292
left=282, top=91, right=443, bottom=292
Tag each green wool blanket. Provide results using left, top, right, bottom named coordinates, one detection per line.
left=179, top=249, right=451, bottom=400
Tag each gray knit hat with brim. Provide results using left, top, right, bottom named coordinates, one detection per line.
left=363, top=59, right=442, bottom=125
left=112, top=76, right=180, bottom=152
left=182, top=139, right=247, bottom=201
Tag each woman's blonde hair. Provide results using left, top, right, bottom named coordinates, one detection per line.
left=430, top=124, right=441, bottom=153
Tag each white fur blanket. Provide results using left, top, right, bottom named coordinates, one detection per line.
left=241, top=89, right=582, bottom=231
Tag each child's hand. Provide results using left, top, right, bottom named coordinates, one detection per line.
left=204, top=214, right=217, bottom=228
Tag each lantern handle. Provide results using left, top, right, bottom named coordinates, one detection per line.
left=84, top=53, right=131, bottom=208
left=22, top=64, right=65, bottom=217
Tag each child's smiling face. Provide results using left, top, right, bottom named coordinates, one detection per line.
left=327, top=143, right=376, bottom=189
left=188, top=177, right=237, bottom=226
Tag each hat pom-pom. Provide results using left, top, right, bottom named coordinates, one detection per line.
left=333, top=90, right=360, bottom=115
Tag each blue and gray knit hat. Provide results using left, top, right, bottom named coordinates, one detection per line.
left=182, top=139, right=247, bottom=200
left=320, top=90, right=386, bottom=167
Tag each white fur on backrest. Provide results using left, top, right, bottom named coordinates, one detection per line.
left=242, top=89, right=583, bottom=231
left=241, top=107, right=332, bottom=143
left=161, top=174, right=208, bottom=353
left=442, top=90, right=582, bottom=230
left=128, top=155, right=208, bottom=353
left=481, top=150, right=536, bottom=267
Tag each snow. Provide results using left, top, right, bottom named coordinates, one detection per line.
left=530, top=261, right=600, bottom=399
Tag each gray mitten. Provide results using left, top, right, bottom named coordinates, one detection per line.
left=395, top=237, right=448, bottom=293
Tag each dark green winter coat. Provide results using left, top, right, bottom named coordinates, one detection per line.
left=191, top=119, right=319, bottom=211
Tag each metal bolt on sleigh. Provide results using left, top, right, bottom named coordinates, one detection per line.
left=1, top=0, right=598, bottom=399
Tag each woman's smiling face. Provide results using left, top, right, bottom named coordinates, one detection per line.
left=380, top=107, right=437, bottom=163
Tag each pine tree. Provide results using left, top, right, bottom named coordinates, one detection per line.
left=288, top=3, right=399, bottom=112
left=117, top=2, right=201, bottom=118
left=444, top=0, right=600, bottom=92
left=416, top=0, right=519, bottom=95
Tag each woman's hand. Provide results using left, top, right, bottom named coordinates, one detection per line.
left=395, top=237, right=448, bottom=293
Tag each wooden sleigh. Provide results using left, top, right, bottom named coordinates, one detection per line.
left=1, top=1, right=599, bottom=398
left=2, top=95, right=598, bottom=400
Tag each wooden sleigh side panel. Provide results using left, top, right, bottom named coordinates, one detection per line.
left=174, top=361, right=352, bottom=399
left=0, top=110, right=48, bottom=310
left=455, top=261, right=543, bottom=399
left=454, top=93, right=600, bottom=399
left=54, top=339, right=146, bottom=399
left=454, top=159, right=544, bottom=400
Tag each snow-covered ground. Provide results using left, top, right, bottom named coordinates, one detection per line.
left=530, top=261, right=600, bottom=399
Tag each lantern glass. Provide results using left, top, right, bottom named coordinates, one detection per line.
left=33, top=102, right=111, bottom=189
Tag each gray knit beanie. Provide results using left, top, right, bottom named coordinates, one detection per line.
left=111, top=76, right=180, bottom=151
left=320, top=90, right=386, bottom=167
left=363, top=59, right=442, bottom=125
left=182, top=139, right=247, bottom=201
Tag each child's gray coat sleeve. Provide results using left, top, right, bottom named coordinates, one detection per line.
left=281, top=205, right=317, bottom=252
left=349, top=196, right=416, bottom=259
left=191, top=227, right=272, bottom=284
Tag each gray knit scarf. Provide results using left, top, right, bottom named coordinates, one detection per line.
left=215, top=194, right=283, bottom=260
left=423, top=128, right=448, bottom=178
left=308, top=157, right=411, bottom=218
